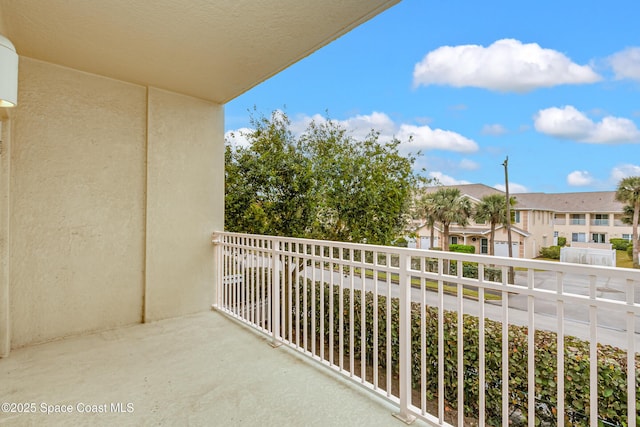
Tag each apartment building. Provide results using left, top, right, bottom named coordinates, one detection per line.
left=414, top=184, right=634, bottom=259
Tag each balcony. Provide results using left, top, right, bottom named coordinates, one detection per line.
left=2, top=232, right=639, bottom=427
left=213, top=232, right=640, bottom=427
left=0, top=311, right=420, bottom=426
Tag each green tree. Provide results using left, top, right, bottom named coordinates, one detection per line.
left=225, top=110, right=315, bottom=237
left=420, top=192, right=441, bottom=249
left=615, top=176, right=640, bottom=268
left=225, top=110, right=421, bottom=245
left=427, top=187, right=473, bottom=251
left=474, top=193, right=516, bottom=256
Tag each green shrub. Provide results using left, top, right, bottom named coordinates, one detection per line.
left=539, top=246, right=561, bottom=259
left=393, top=237, right=409, bottom=247
left=611, top=238, right=631, bottom=251
left=449, top=244, right=475, bottom=254
left=557, top=236, right=567, bottom=247
left=447, top=261, right=502, bottom=282
left=289, top=279, right=639, bottom=426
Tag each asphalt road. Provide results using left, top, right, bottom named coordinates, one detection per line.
left=302, top=266, right=640, bottom=349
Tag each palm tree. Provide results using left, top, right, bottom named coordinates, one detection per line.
left=616, top=176, right=640, bottom=268
left=429, top=188, right=473, bottom=251
left=474, top=193, right=516, bottom=256
left=421, top=193, right=439, bottom=249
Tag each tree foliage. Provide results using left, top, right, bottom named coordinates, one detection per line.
left=422, top=187, right=473, bottom=251
left=615, top=176, right=640, bottom=268
left=225, top=110, right=422, bottom=245
left=474, top=193, right=516, bottom=256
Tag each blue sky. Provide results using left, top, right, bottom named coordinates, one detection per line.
left=225, top=0, right=640, bottom=194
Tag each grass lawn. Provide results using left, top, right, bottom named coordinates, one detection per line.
left=616, top=250, right=634, bottom=268
left=356, top=268, right=501, bottom=301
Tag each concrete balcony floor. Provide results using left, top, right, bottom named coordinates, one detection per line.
left=0, top=311, right=429, bottom=427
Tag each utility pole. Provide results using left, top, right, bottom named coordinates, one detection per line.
left=502, top=156, right=514, bottom=283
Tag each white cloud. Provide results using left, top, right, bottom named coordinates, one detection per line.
left=428, top=172, right=471, bottom=186
left=494, top=183, right=529, bottom=193
left=295, top=111, right=479, bottom=153
left=609, top=164, right=640, bottom=182
left=567, top=170, right=595, bottom=186
left=608, top=47, right=640, bottom=81
left=533, top=105, right=640, bottom=143
left=413, top=39, right=601, bottom=92
left=481, top=124, right=507, bottom=135
left=226, top=111, right=479, bottom=156
left=397, top=124, right=478, bottom=153
left=224, top=128, right=252, bottom=149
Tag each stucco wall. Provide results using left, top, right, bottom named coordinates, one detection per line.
left=9, top=59, right=147, bottom=348
left=144, top=88, right=223, bottom=321
left=0, top=115, right=10, bottom=357
left=6, top=59, right=223, bottom=350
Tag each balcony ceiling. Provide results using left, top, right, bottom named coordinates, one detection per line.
left=0, top=0, right=398, bottom=103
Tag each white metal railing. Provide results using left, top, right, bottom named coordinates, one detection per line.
left=212, top=231, right=640, bottom=427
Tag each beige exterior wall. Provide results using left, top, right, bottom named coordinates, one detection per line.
left=144, top=88, right=223, bottom=321
left=554, top=213, right=633, bottom=244
left=517, top=209, right=554, bottom=258
left=2, top=58, right=223, bottom=351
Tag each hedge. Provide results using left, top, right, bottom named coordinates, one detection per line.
left=288, top=280, right=640, bottom=426
left=539, top=246, right=561, bottom=260
left=611, top=238, right=631, bottom=251
left=450, top=244, right=475, bottom=254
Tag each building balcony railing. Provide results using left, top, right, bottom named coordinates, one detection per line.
left=590, top=219, right=610, bottom=226
left=212, top=231, right=640, bottom=427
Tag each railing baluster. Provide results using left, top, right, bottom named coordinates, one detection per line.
left=271, top=239, right=280, bottom=346
left=589, top=274, right=598, bottom=427
left=479, top=262, right=486, bottom=427
left=303, top=244, right=309, bottom=352
left=457, top=259, right=464, bottom=427
left=627, top=278, right=636, bottom=427
left=339, top=249, right=344, bottom=371
left=320, top=245, right=325, bottom=362
left=370, top=254, right=376, bottom=389
left=438, top=257, right=445, bottom=424
left=527, top=269, right=535, bottom=427
left=329, top=245, right=334, bottom=366
left=556, top=272, right=565, bottom=427
left=502, top=265, right=509, bottom=426
left=349, top=248, right=355, bottom=378
left=421, top=257, right=427, bottom=417
left=393, top=252, right=416, bottom=424
left=386, top=252, right=392, bottom=397
left=311, top=252, right=317, bottom=358
left=295, top=251, right=300, bottom=349
left=358, top=250, right=362, bottom=383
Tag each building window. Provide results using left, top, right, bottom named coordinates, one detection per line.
left=450, top=236, right=458, bottom=245
left=591, top=214, right=609, bottom=226
left=481, top=238, right=488, bottom=254
left=571, top=214, right=586, bottom=225
left=513, top=211, right=520, bottom=223
left=591, top=233, right=606, bottom=243
left=623, top=234, right=632, bottom=241
left=572, top=233, right=586, bottom=242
